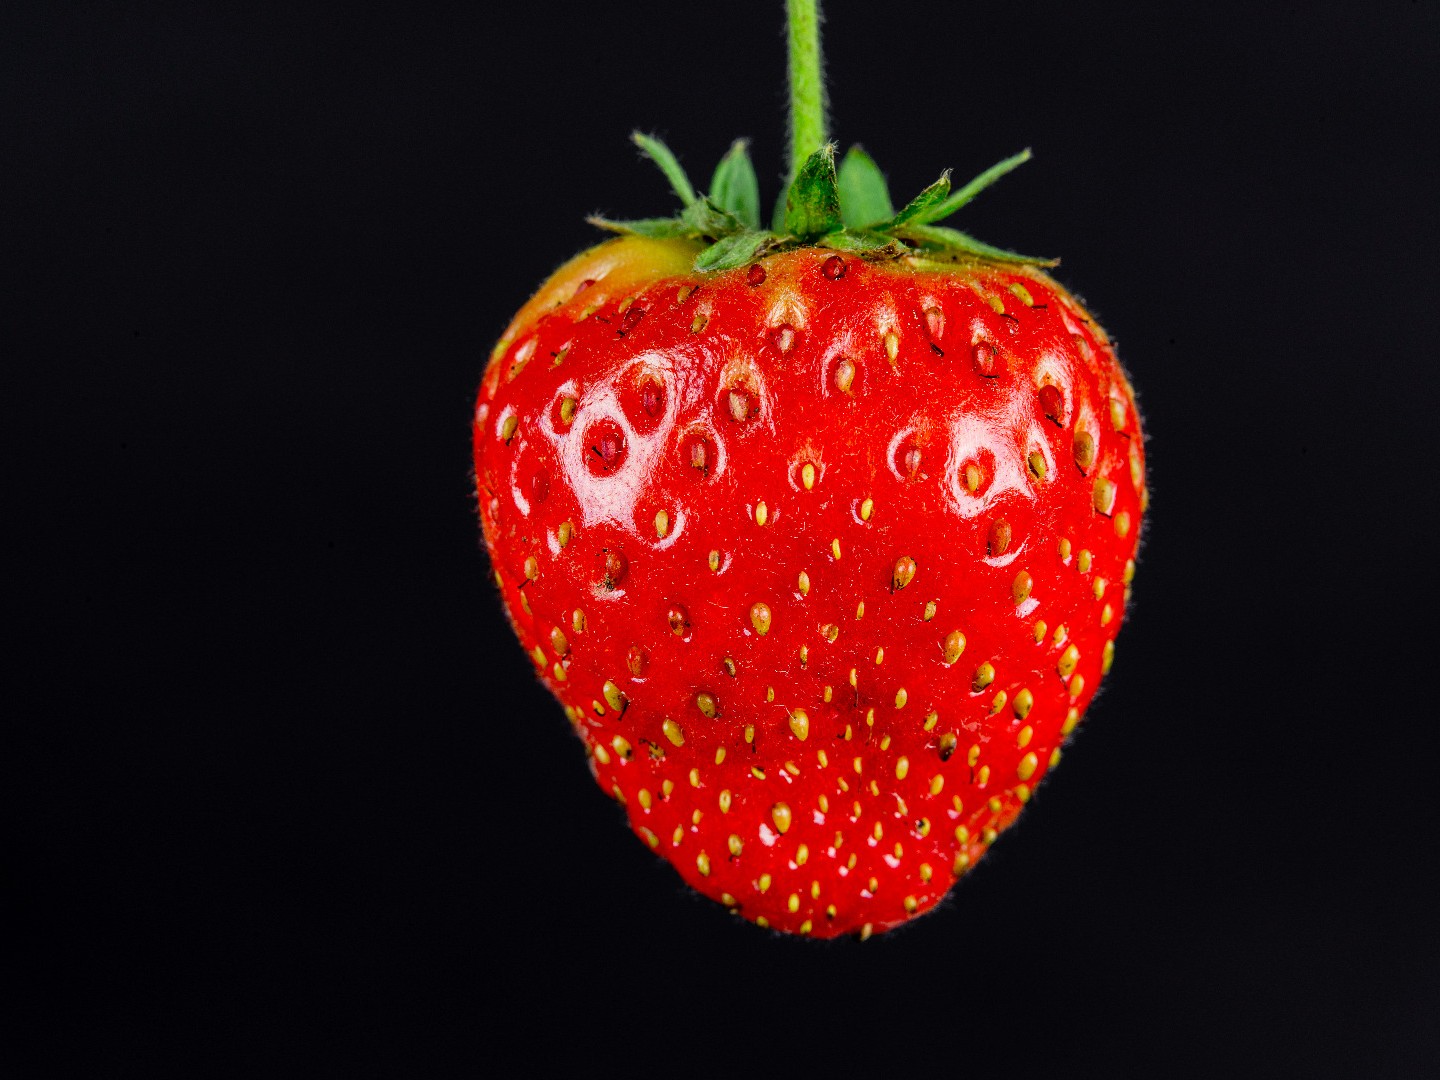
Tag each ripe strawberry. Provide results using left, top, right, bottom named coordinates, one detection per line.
left=472, top=6, right=1145, bottom=939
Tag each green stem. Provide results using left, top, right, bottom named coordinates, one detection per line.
left=786, top=0, right=826, bottom=186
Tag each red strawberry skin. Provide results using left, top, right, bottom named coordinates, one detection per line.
left=474, top=237, right=1145, bottom=938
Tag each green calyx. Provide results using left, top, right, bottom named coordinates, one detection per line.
left=589, top=135, right=1056, bottom=273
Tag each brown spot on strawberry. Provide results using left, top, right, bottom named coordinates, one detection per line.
left=584, top=418, right=627, bottom=476
left=987, top=519, right=1012, bottom=557
left=600, top=549, right=627, bottom=590
left=821, top=255, right=845, bottom=280
left=1038, top=383, right=1065, bottom=426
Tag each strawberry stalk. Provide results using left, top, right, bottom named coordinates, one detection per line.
left=589, top=0, right=1055, bottom=271
left=786, top=0, right=827, bottom=186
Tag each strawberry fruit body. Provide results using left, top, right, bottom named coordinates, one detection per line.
left=473, top=232, right=1145, bottom=938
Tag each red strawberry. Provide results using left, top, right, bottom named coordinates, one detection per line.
left=472, top=5, right=1145, bottom=939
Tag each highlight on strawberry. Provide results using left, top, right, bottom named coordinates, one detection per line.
left=472, top=0, right=1146, bottom=939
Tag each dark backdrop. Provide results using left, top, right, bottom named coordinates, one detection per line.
left=8, top=1, right=1438, bottom=1075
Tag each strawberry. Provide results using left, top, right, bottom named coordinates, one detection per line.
left=472, top=2, right=1144, bottom=939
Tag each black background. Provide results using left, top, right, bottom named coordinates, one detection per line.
left=7, top=1, right=1439, bottom=1074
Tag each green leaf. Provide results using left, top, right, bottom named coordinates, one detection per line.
left=708, top=140, right=761, bottom=230
left=694, top=231, right=778, bottom=272
left=887, top=172, right=952, bottom=228
left=837, top=146, right=894, bottom=228
left=783, top=144, right=843, bottom=241
left=632, top=132, right=697, bottom=208
left=906, top=149, right=1033, bottom=226
left=895, top=223, right=1057, bottom=266
left=816, top=230, right=907, bottom=257
left=680, top=197, right=744, bottom=237
left=587, top=215, right=694, bottom=239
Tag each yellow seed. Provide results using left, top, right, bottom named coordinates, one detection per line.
left=987, top=294, right=1005, bottom=315
left=860, top=497, right=874, bottom=521
left=798, top=644, right=809, bottom=665
left=696, top=692, right=718, bottom=718
left=924, top=711, right=939, bottom=732
left=943, top=629, right=966, bottom=665
left=801, top=462, right=816, bottom=490
left=1101, top=603, right=1114, bottom=626
left=558, top=521, right=574, bottom=548
left=789, top=708, right=810, bottom=741
left=923, top=600, right=937, bottom=621
left=611, top=734, right=632, bottom=759
left=884, top=331, right=899, bottom=363
left=708, top=549, right=721, bottom=571
left=715, top=747, right=726, bottom=765
left=977, top=764, right=991, bottom=786
left=1094, top=577, right=1107, bottom=600
left=696, top=852, right=711, bottom=877
left=691, top=313, right=708, bottom=333
left=1058, top=643, right=1081, bottom=678
left=654, top=510, right=669, bottom=537
left=549, top=627, right=568, bottom=655
left=817, top=750, right=828, bottom=768
left=758, top=873, right=772, bottom=893
left=640, top=827, right=659, bottom=849
left=1016, top=783, right=1032, bottom=803
left=1013, top=688, right=1034, bottom=719
left=903, top=895, right=919, bottom=914
left=745, top=725, right=756, bottom=743
left=1027, top=451, right=1047, bottom=482
left=1103, top=640, right=1116, bottom=674
left=874, top=647, right=884, bottom=665
left=1013, top=571, right=1033, bottom=604
left=750, top=601, right=772, bottom=635
left=797, top=570, right=810, bottom=595
left=1017, top=725, right=1034, bottom=749
left=930, top=774, right=944, bottom=795
left=1124, top=558, right=1136, bottom=584
left=1093, top=475, right=1117, bottom=515
left=500, top=414, right=518, bottom=442
left=831, top=538, right=842, bottom=560
left=964, top=462, right=982, bottom=492
left=920, top=862, right=933, bottom=883
left=602, top=680, right=625, bottom=713
left=558, top=397, right=577, bottom=424
left=1069, top=674, right=1085, bottom=697
left=894, top=687, right=908, bottom=709
left=765, top=687, right=774, bottom=702
left=823, top=685, right=833, bottom=702
left=973, top=662, right=995, bottom=691
left=662, top=779, right=673, bottom=797
left=967, top=744, right=981, bottom=767
left=1109, top=396, right=1127, bottom=431
left=638, top=788, right=652, bottom=810
left=787, top=893, right=801, bottom=914
left=1008, top=281, right=1035, bottom=307
left=593, top=744, right=611, bottom=766
left=818, top=794, right=829, bottom=812
left=1017, top=752, right=1038, bottom=781
left=855, top=602, right=865, bottom=620
left=755, top=501, right=769, bottom=527
left=552, top=662, right=567, bottom=682
left=529, top=645, right=546, bottom=667
left=1058, top=537, right=1072, bottom=560
left=727, top=834, right=743, bottom=857
left=892, top=556, right=917, bottom=590
left=719, top=789, right=732, bottom=813
left=662, top=718, right=685, bottom=747
left=689, top=768, right=701, bottom=787
left=797, top=844, right=810, bottom=866
left=1078, top=549, right=1093, bottom=573
left=1115, top=510, right=1131, bottom=538
left=848, top=667, right=858, bottom=687
left=853, top=757, right=864, bottom=775
left=524, top=556, right=539, bottom=581
left=990, top=690, right=1008, bottom=714
left=1062, top=707, right=1080, bottom=734
left=772, top=803, right=793, bottom=834
left=895, top=756, right=910, bottom=780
